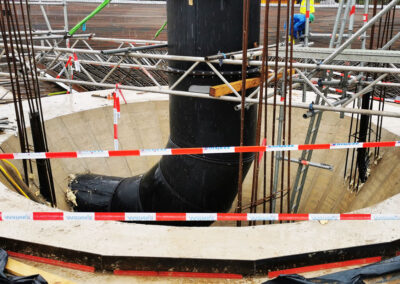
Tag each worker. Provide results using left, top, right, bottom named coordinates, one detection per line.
left=285, top=0, right=315, bottom=42
left=289, top=13, right=315, bottom=40
left=299, top=0, right=315, bottom=15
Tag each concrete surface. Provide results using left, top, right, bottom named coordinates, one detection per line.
left=0, top=90, right=399, bottom=262
left=0, top=175, right=399, bottom=261
left=0, top=89, right=399, bottom=214
left=0, top=88, right=399, bottom=283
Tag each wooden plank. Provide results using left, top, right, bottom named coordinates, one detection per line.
left=209, top=77, right=260, bottom=97
left=5, top=257, right=76, bottom=284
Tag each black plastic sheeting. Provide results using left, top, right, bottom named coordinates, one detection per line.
left=264, top=255, right=400, bottom=284
left=0, top=249, right=47, bottom=284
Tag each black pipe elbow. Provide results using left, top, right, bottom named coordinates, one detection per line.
left=70, top=0, right=261, bottom=225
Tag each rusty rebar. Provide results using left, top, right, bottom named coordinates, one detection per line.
left=269, top=0, right=282, bottom=216
left=280, top=0, right=292, bottom=216
left=287, top=0, right=295, bottom=213
left=249, top=0, right=271, bottom=226
left=237, top=0, right=250, bottom=227
left=263, top=0, right=271, bottom=224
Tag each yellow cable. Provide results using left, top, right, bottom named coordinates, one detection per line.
left=0, top=164, right=30, bottom=200
left=1, top=159, right=23, bottom=180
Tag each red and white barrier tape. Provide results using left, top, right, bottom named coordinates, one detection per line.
left=0, top=141, right=398, bottom=160
left=328, top=87, right=355, bottom=95
left=112, top=84, right=127, bottom=150
left=112, top=89, right=120, bottom=150
left=373, top=96, right=400, bottom=104
left=332, top=71, right=356, bottom=80
left=258, top=138, right=267, bottom=164
left=73, top=52, right=81, bottom=73
left=56, top=56, right=73, bottom=79
left=0, top=212, right=399, bottom=221
left=116, top=83, right=127, bottom=104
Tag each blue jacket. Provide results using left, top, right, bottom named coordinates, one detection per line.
left=289, top=14, right=306, bottom=39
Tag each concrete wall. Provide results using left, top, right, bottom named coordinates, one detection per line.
left=1, top=92, right=398, bottom=218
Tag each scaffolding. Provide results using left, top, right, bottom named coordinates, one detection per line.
left=0, top=0, right=399, bottom=223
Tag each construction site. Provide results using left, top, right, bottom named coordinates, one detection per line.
left=0, top=0, right=400, bottom=283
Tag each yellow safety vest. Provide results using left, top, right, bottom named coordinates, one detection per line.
left=300, top=0, right=315, bottom=14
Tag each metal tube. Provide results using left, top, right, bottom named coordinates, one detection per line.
left=337, top=0, right=352, bottom=47
left=30, top=34, right=93, bottom=40
left=206, top=62, right=242, bottom=98
left=361, top=0, right=369, bottom=50
left=39, top=2, right=53, bottom=32
left=3, top=42, right=400, bottom=73
left=43, top=56, right=157, bottom=71
left=28, top=1, right=65, bottom=5
left=0, top=29, right=65, bottom=35
left=68, top=0, right=110, bottom=36
left=347, top=0, right=356, bottom=48
left=302, top=97, right=349, bottom=118
left=101, top=44, right=168, bottom=55
left=230, top=44, right=276, bottom=60
left=324, top=0, right=400, bottom=65
left=131, top=56, right=161, bottom=87
left=205, top=46, right=263, bottom=60
left=271, top=105, right=284, bottom=213
left=100, top=56, right=126, bottom=83
left=280, top=156, right=333, bottom=170
left=91, top=36, right=167, bottom=45
left=170, top=61, right=199, bottom=90
left=296, top=68, right=334, bottom=106
left=342, top=73, right=388, bottom=107
left=42, top=39, right=80, bottom=71
left=381, top=31, right=400, bottom=50
left=304, top=0, right=310, bottom=46
left=237, top=0, right=251, bottom=225
left=79, top=65, right=97, bottom=83
left=81, top=39, right=105, bottom=63
left=310, top=32, right=351, bottom=38
left=1, top=72, right=399, bottom=117
left=330, top=0, right=344, bottom=47
left=293, top=104, right=325, bottom=213
left=63, top=0, right=68, bottom=33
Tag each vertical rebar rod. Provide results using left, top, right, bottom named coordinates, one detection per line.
left=237, top=0, right=250, bottom=227
left=263, top=0, right=271, bottom=224
left=0, top=0, right=30, bottom=185
left=281, top=0, right=293, bottom=215
left=287, top=0, right=295, bottom=214
left=249, top=0, right=270, bottom=225
left=269, top=0, right=282, bottom=214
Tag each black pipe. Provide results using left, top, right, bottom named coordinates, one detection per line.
left=357, top=91, right=371, bottom=183
left=30, top=111, right=56, bottom=206
left=71, top=0, right=260, bottom=224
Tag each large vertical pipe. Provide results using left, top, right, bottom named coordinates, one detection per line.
left=135, top=0, right=260, bottom=213
left=72, top=0, right=260, bottom=224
